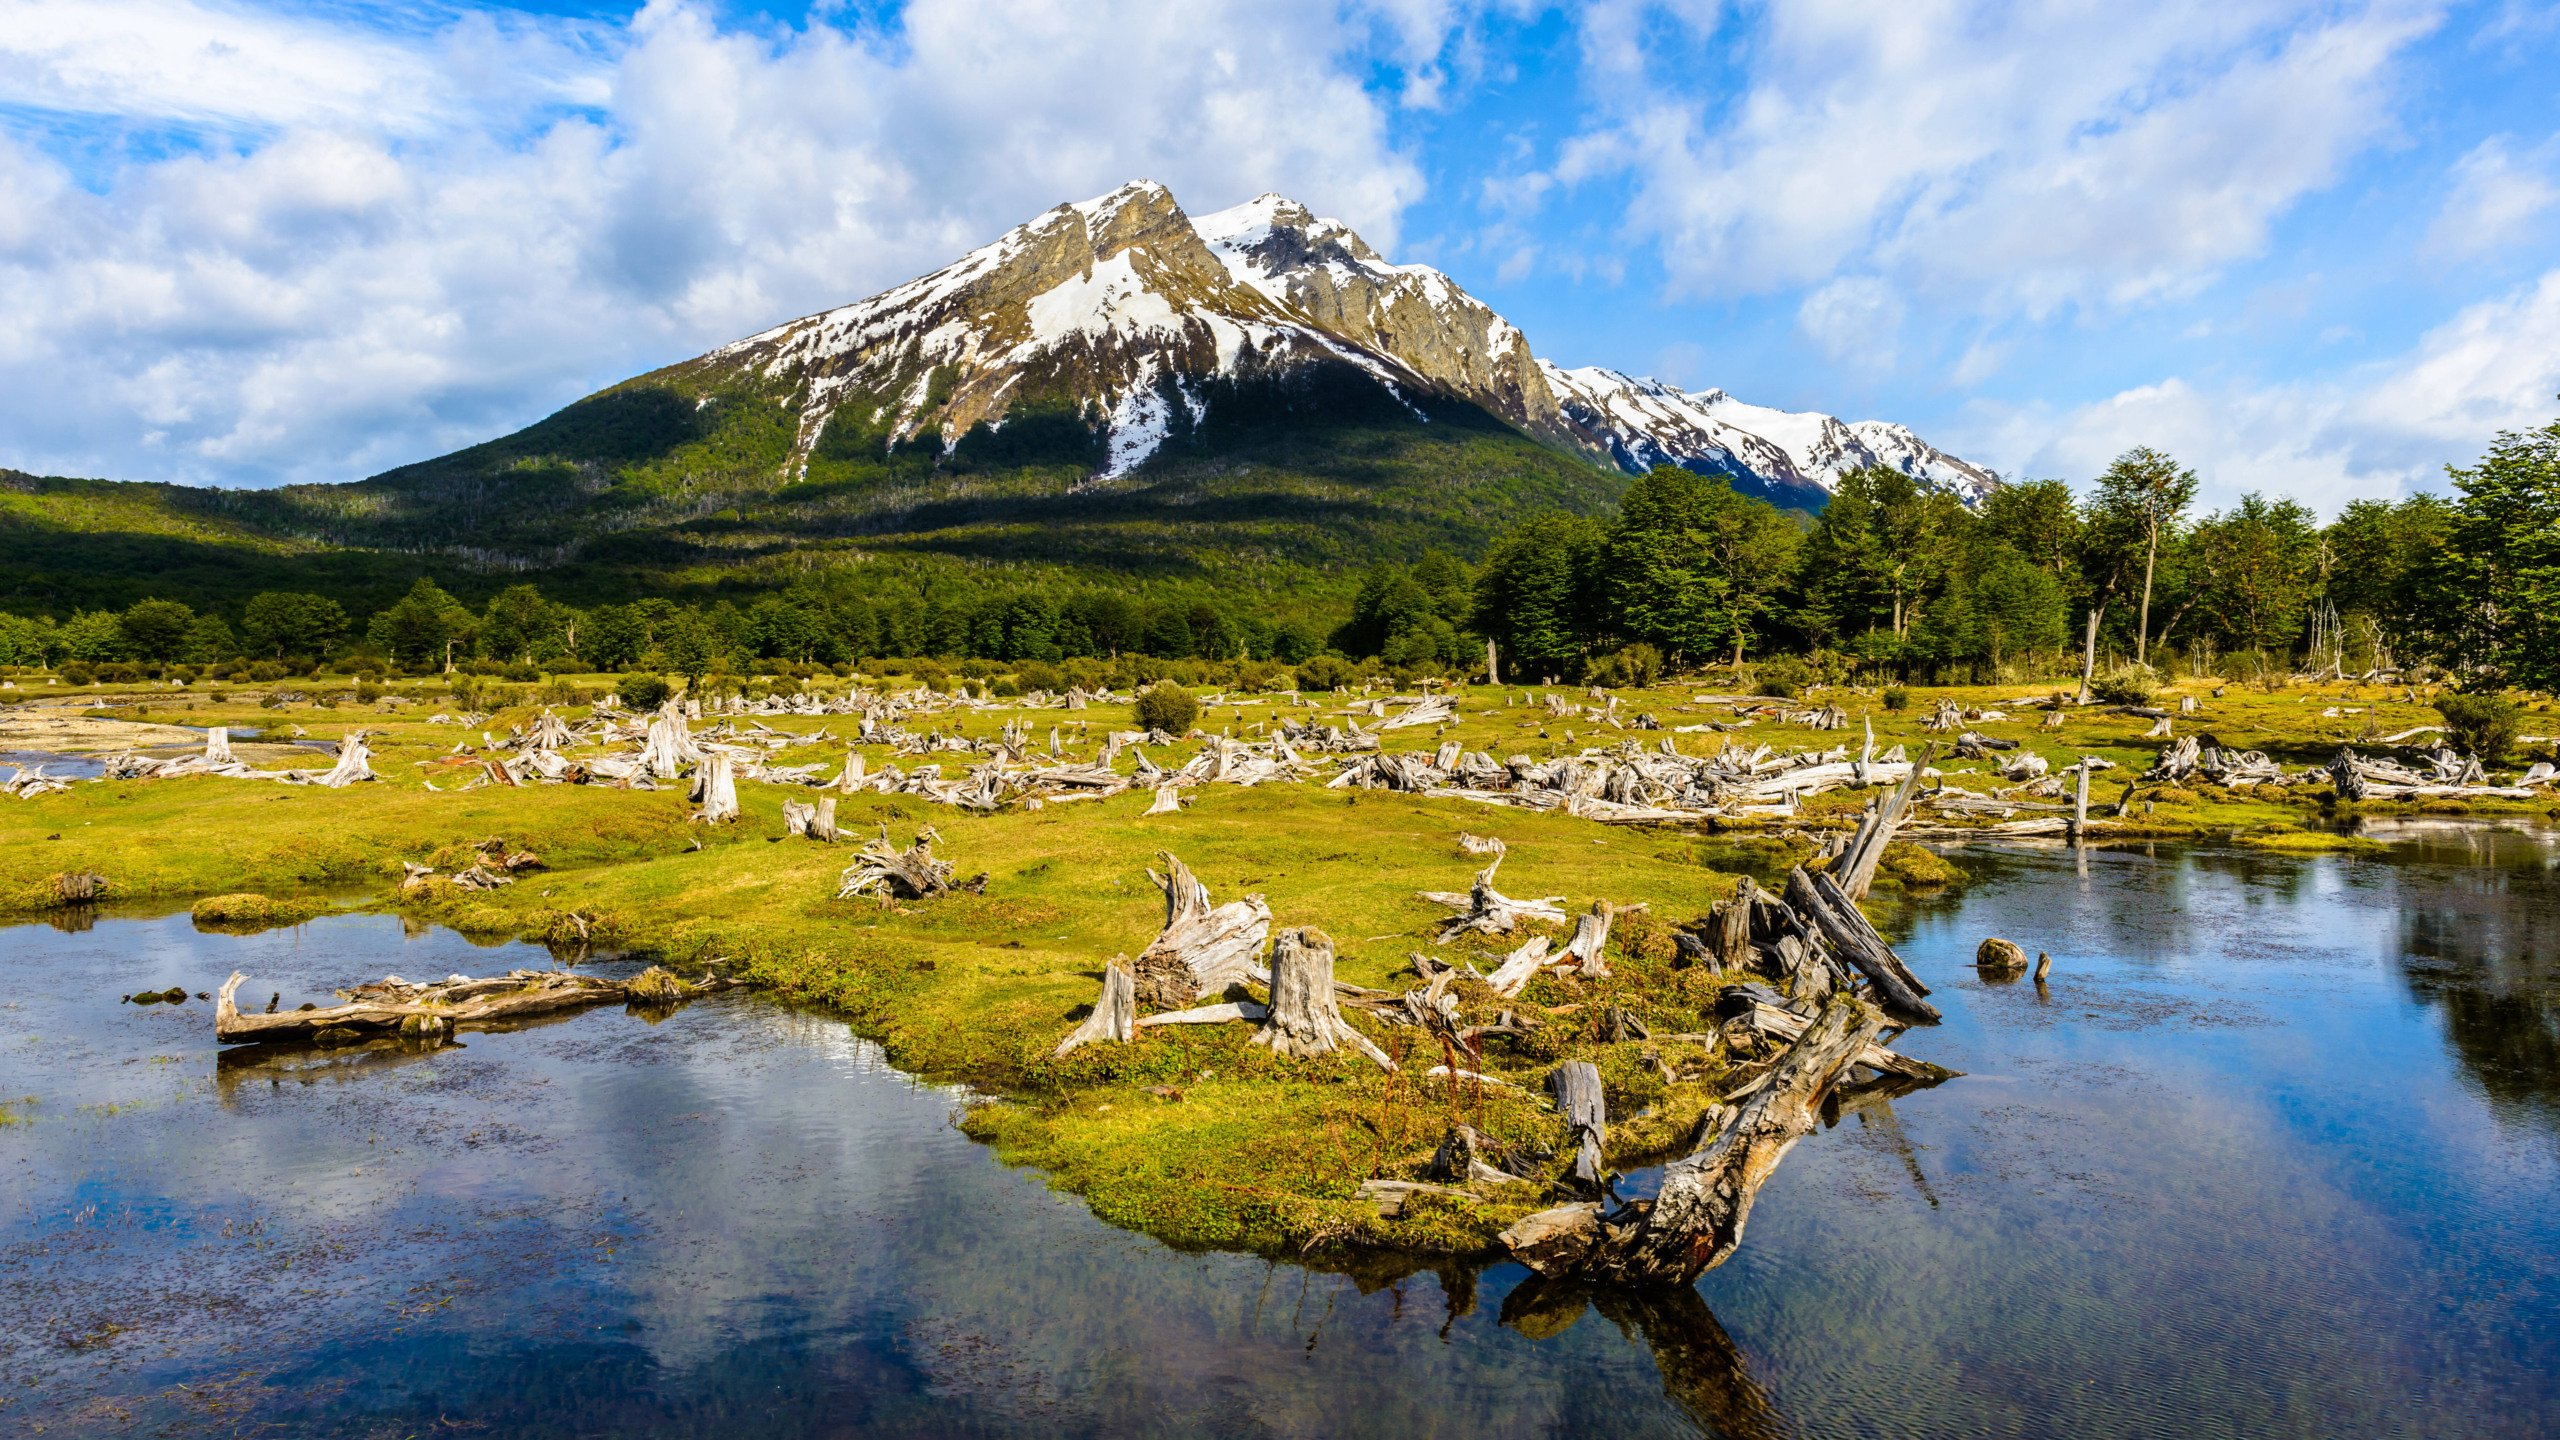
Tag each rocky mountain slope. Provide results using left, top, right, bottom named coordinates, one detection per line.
left=666, top=178, right=1991, bottom=509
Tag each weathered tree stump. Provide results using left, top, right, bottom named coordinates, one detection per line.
left=1561, top=902, right=1615, bottom=978
left=1053, top=959, right=1137, bottom=1056
left=1251, top=927, right=1395, bottom=1069
left=1550, top=1059, right=1607, bottom=1194
left=691, top=749, right=739, bottom=824
left=1130, top=852, right=1270, bottom=1010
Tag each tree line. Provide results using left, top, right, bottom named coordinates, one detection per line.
left=2, top=416, right=2550, bottom=693
left=1467, top=416, right=2559, bottom=693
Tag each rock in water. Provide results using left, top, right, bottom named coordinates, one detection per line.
left=1975, top=937, right=2030, bottom=972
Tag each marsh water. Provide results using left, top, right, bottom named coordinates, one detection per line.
left=4, top=824, right=2559, bottom=1438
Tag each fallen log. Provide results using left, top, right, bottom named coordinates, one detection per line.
left=1831, top=744, right=1934, bottom=901
left=1574, top=994, right=1880, bottom=1285
left=1786, top=868, right=1940, bottom=1023
left=213, top=966, right=732, bottom=1046
left=836, top=834, right=973, bottom=901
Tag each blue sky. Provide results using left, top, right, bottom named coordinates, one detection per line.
left=2, top=0, right=2556, bottom=512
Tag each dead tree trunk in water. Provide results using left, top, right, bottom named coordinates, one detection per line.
left=1582, top=994, right=1879, bottom=1284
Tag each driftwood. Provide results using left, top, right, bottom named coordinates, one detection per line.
left=1786, top=867, right=1939, bottom=1023
left=1053, top=959, right=1137, bottom=1055
left=1248, top=927, right=1395, bottom=1069
left=1420, top=856, right=1569, bottom=942
left=1458, top=832, right=1507, bottom=856
left=1550, top=1059, right=1607, bottom=1193
left=1722, top=990, right=1955, bottom=1084
left=836, top=834, right=974, bottom=901
left=51, top=870, right=108, bottom=903
left=1516, top=994, right=1880, bottom=1285
left=213, top=966, right=732, bottom=1045
left=1130, top=852, right=1272, bottom=1010
left=1560, top=902, right=1615, bottom=978
left=1831, top=745, right=1933, bottom=901
left=1144, top=783, right=1184, bottom=815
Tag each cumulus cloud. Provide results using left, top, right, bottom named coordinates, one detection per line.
left=2424, top=134, right=2560, bottom=257
left=1967, top=267, right=2560, bottom=514
left=0, top=0, right=1442, bottom=486
left=1795, top=276, right=1903, bottom=368
left=1551, top=0, right=2441, bottom=318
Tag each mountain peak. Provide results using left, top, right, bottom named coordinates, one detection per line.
left=693, top=181, right=1993, bottom=507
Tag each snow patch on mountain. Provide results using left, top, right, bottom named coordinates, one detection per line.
left=683, top=179, right=1996, bottom=506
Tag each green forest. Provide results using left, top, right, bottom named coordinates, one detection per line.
left=3, top=413, right=2553, bottom=697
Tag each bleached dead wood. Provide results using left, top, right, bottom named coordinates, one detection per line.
left=1053, top=960, right=1138, bottom=1055
left=1252, top=927, right=1395, bottom=1069
left=204, top=727, right=235, bottom=764
left=1568, top=994, right=1880, bottom=1285
left=213, top=966, right=734, bottom=1045
left=1420, top=856, right=1568, bottom=942
left=691, top=748, right=739, bottom=823
left=1145, top=783, right=1184, bottom=815
left=1484, top=936, right=1554, bottom=998
left=1560, top=902, right=1614, bottom=978
left=836, top=834, right=970, bottom=901
left=1130, top=852, right=1272, bottom=1010
left=1831, top=745, right=1933, bottom=901
left=1786, top=867, right=1940, bottom=1023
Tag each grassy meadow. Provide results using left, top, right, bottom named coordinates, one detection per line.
left=2, top=669, right=2552, bottom=1256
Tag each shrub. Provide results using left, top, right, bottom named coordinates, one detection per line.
left=1133, top=682, right=1200, bottom=735
left=1586, top=643, right=1663, bottom=690
left=2091, top=664, right=2159, bottom=707
left=989, top=675, right=1024, bottom=698
left=1293, top=654, right=1358, bottom=692
left=1015, top=660, right=1064, bottom=694
left=246, top=660, right=290, bottom=683
left=58, top=663, right=95, bottom=687
left=536, top=677, right=585, bottom=707
left=1754, top=654, right=1813, bottom=699
left=617, top=672, right=673, bottom=711
left=2436, top=691, right=2523, bottom=763
left=1881, top=685, right=1911, bottom=712
left=353, top=680, right=383, bottom=704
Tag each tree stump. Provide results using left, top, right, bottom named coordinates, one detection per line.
left=691, top=749, right=739, bottom=824
left=1130, top=853, right=1271, bottom=1011
left=1251, top=927, right=1394, bottom=1069
left=1054, top=959, right=1137, bottom=1056
left=1550, top=1059, right=1607, bottom=1194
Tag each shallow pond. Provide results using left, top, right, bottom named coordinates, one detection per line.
left=3, top=823, right=2557, bottom=1437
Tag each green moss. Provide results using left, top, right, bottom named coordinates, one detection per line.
left=190, top=892, right=326, bottom=931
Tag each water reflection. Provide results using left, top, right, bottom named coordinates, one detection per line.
left=8, top=831, right=2560, bottom=1439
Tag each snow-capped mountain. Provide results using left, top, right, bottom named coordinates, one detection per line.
left=687, top=179, right=1994, bottom=505
left=1540, top=366, right=2000, bottom=507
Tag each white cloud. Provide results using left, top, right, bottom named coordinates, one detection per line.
left=2424, top=134, right=2560, bottom=257
left=1795, top=275, right=1903, bottom=367
left=1552, top=0, right=2442, bottom=319
left=0, top=0, right=1444, bottom=486
left=1967, top=266, right=2560, bottom=514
